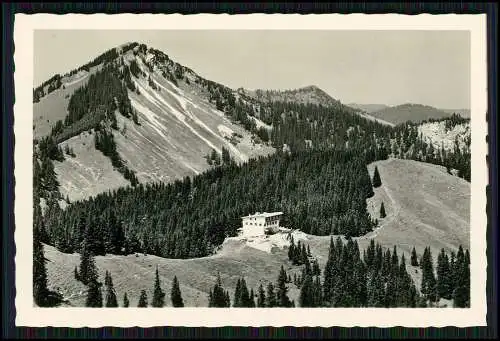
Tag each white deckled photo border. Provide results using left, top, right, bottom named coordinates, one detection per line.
left=14, top=13, right=488, bottom=327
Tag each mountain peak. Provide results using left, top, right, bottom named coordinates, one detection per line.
left=239, top=85, right=342, bottom=108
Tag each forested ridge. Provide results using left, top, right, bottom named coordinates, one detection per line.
left=41, top=148, right=380, bottom=259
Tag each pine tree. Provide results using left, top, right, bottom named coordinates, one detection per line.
left=287, top=236, right=295, bottom=262
left=85, top=280, right=103, bottom=308
left=152, top=266, right=166, bottom=307
left=208, top=272, right=230, bottom=307
left=138, top=290, right=148, bottom=307
left=411, top=247, right=419, bottom=266
left=379, top=202, right=386, bottom=218
left=312, top=259, right=321, bottom=276
left=257, top=284, right=266, bottom=307
left=33, top=205, right=49, bottom=307
left=313, top=276, right=323, bottom=307
left=452, top=245, right=470, bottom=307
left=249, top=288, right=256, bottom=307
left=104, top=271, right=118, bottom=307
left=421, top=247, right=437, bottom=303
left=276, top=265, right=293, bottom=307
left=224, top=290, right=231, bottom=307
left=299, top=273, right=314, bottom=307
left=79, top=237, right=98, bottom=286
left=170, top=275, right=184, bottom=307
left=239, top=278, right=252, bottom=307
left=123, top=292, right=130, bottom=307
left=437, top=248, right=452, bottom=300
left=74, top=266, right=80, bottom=281
left=266, top=283, right=276, bottom=307
left=372, top=166, right=382, bottom=188
left=233, top=278, right=242, bottom=307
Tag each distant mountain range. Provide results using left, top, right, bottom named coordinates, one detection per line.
left=348, top=103, right=470, bottom=125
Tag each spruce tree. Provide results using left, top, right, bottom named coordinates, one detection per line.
left=74, top=266, right=80, bottom=281
left=372, top=166, right=382, bottom=188
left=452, top=245, right=470, bottom=307
left=33, top=205, right=49, bottom=307
left=170, top=275, right=184, bottom=307
left=249, top=288, right=256, bottom=308
left=257, top=284, right=266, bottom=307
left=312, top=259, right=321, bottom=276
left=287, top=236, right=295, bottom=262
left=83, top=247, right=102, bottom=308
left=299, top=273, right=314, bottom=307
left=239, top=278, right=251, bottom=307
left=152, top=266, right=166, bottom=307
left=421, top=247, right=437, bottom=303
left=123, top=292, right=130, bottom=307
left=266, top=283, right=276, bottom=307
left=323, top=237, right=336, bottom=303
left=313, top=276, right=323, bottom=307
left=437, top=248, right=452, bottom=300
left=104, top=271, right=119, bottom=307
left=276, top=265, right=293, bottom=307
left=79, top=236, right=98, bottom=285
left=379, top=202, right=386, bottom=218
left=208, top=272, right=229, bottom=307
left=85, top=280, right=103, bottom=308
left=410, top=247, right=419, bottom=266
left=224, top=290, right=231, bottom=307
left=233, top=278, right=242, bottom=307
left=138, top=290, right=148, bottom=307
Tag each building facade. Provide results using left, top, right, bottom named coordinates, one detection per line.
left=241, top=211, right=283, bottom=236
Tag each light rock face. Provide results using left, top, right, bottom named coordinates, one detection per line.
left=417, top=121, right=471, bottom=152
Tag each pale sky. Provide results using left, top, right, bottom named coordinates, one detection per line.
left=34, top=30, right=471, bottom=109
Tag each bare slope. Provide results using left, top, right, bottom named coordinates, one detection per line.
left=370, top=103, right=453, bottom=125
left=44, top=158, right=469, bottom=307
left=44, top=240, right=295, bottom=307
left=36, top=45, right=275, bottom=202
left=33, top=70, right=92, bottom=139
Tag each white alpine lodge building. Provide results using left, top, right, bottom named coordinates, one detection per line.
left=240, top=211, right=283, bottom=236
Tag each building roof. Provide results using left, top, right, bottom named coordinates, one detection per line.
left=241, top=211, right=284, bottom=219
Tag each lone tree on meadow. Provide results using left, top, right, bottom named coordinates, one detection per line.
left=152, top=266, right=166, bottom=307
left=372, top=166, right=382, bottom=188
left=170, top=275, right=184, bottom=307
left=379, top=202, right=386, bottom=218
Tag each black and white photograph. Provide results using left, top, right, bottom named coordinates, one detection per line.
left=14, top=13, right=488, bottom=327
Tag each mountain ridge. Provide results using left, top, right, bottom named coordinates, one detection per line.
left=348, top=102, right=469, bottom=125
